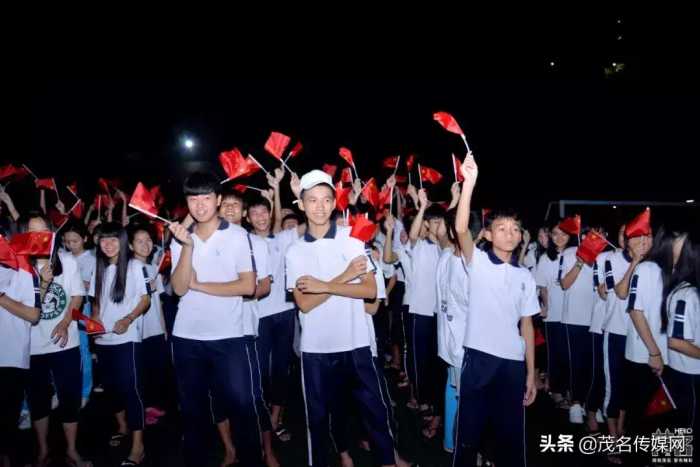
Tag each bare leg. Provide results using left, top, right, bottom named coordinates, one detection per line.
left=114, top=410, right=128, bottom=435
left=262, top=431, right=280, bottom=467
left=586, top=411, right=599, bottom=432
left=64, top=422, right=91, bottom=466
left=32, top=416, right=50, bottom=466
left=216, top=420, right=236, bottom=467
left=339, top=451, right=354, bottom=467
left=127, top=430, right=144, bottom=463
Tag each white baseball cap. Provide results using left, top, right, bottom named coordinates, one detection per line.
left=299, top=170, right=335, bottom=193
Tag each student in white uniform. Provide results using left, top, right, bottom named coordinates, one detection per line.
left=167, top=172, right=261, bottom=467
left=436, top=210, right=469, bottom=454
left=285, top=170, right=395, bottom=467
left=453, top=154, right=539, bottom=467
left=405, top=187, right=445, bottom=420
left=601, top=223, right=651, bottom=454
left=0, top=241, right=41, bottom=467
left=665, top=228, right=699, bottom=432
left=128, top=225, right=168, bottom=422
left=62, top=221, right=96, bottom=406
left=624, top=226, right=680, bottom=442
left=23, top=213, right=90, bottom=467
left=560, top=229, right=596, bottom=424
left=535, top=223, right=577, bottom=408
left=90, top=222, right=150, bottom=466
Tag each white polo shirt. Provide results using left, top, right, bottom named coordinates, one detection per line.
left=0, top=267, right=39, bottom=369
left=395, top=244, right=412, bottom=301
left=285, top=222, right=374, bottom=354
left=523, top=243, right=538, bottom=278
left=437, top=248, right=469, bottom=368
left=561, top=246, right=596, bottom=327
left=535, top=253, right=565, bottom=323
left=257, top=228, right=298, bottom=319
left=242, top=232, right=271, bottom=337
left=74, top=249, right=96, bottom=287
left=138, top=261, right=166, bottom=340
left=366, top=253, right=387, bottom=358
left=667, top=283, right=700, bottom=374
left=171, top=219, right=253, bottom=341
left=31, top=253, right=86, bottom=355
left=602, top=249, right=633, bottom=336
left=407, top=238, right=441, bottom=317
left=90, top=259, right=149, bottom=346
left=624, top=261, right=668, bottom=364
left=589, top=251, right=612, bottom=334
left=376, top=219, right=407, bottom=284
left=463, top=248, right=540, bottom=361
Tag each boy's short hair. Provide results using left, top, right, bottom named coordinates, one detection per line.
left=221, top=190, right=245, bottom=207
left=247, top=196, right=271, bottom=212
left=183, top=171, right=221, bottom=197
left=282, top=213, right=302, bottom=225
left=484, top=208, right=522, bottom=230
left=424, top=204, right=446, bottom=222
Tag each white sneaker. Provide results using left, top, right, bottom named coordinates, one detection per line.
left=93, top=385, right=104, bottom=393
left=81, top=397, right=89, bottom=409
left=596, top=409, right=605, bottom=423
left=569, top=404, right=584, bottom=424
left=51, top=394, right=59, bottom=410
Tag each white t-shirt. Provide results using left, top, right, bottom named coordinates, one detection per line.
left=0, top=267, right=38, bottom=369
left=407, top=239, right=441, bottom=317
left=286, top=222, right=374, bottom=353
left=624, top=261, right=668, bottom=364
left=523, top=244, right=539, bottom=279
left=171, top=220, right=254, bottom=341
left=366, top=254, right=387, bottom=358
left=31, top=253, right=86, bottom=355
left=242, top=232, right=271, bottom=337
left=437, top=248, right=469, bottom=367
left=90, top=259, right=149, bottom=346
left=667, top=283, right=700, bottom=374
left=376, top=220, right=407, bottom=283
left=561, top=247, right=596, bottom=327
left=464, top=248, right=540, bottom=361
left=257, top=228, right=298, bottom=319
left=74, top=249, right=96, bottom=287
left=535, top=253, right=565, bottom=323
left=139, top=261, right=166, bottom=340
left=602, top=250, right=633, bottom=336
left=395, top=243, right=412, bottom=304
left=589, top=251, right=613, bottom=334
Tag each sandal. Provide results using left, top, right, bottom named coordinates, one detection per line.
left=120, top=454, right=145, bottom=466
left=109, top=432, right=128, bottom=447
left=274, top=425, right=292, bottom=443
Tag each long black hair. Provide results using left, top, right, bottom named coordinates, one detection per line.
left=19, top=210, right=63, bottom=277
left=545, top=219, right=579, bottom=261
left=533, top=226, right=549, bottom=263
left=127, top=223, right=156, bottom=263
left=94, top=222, right=130, bottom=306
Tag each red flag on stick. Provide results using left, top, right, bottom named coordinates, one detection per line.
left=419, top=165, right=443, bottom=185
left=558, top=215, right=582, bottom=236
left=129, top=183, right=170, bottom=224
left=341, top=168, right=353, bottom=184
left=350, top=215, right=378, bottom=243
left=576, top=231, right=609, bottom=266
left=361, top=178, right=380, bottom=210
left=339, top=147, right=355, bottom=167
left=433, top=111, right=464, bottom=135
left=9, top=232, right=54, bottom=257
left=322, top=164, right=338, bottom=179
left=264, top=132, right=291, bottom=159
left=625, top=209, right=652, bottom=238
left=645, top=377, right=676, bottom=417
left=35, top=178, right=56, bottom=191
left=71, top=309, right=106, bottom=335
left=382, top=156, right=399, bottom=169
left=452, top=154, right=465, bottom=183
left=0, top=235, right=18, bottom=270
left=335, top=182, right=352, bottom=212
left=158, top=250, right=172, bottom=275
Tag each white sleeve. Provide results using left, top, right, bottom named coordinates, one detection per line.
left=521, top=276, right=541, bottom=317
left=155, top=274, right=165, bottom=294
left=285, top=249, right=301, bottom=291
left=69, top=262, right=86, bottom=297
left=255, top=240, right=272, bottom=280
left=170, top=240, right=182, bottom=275
left=232, top=232, right=253, bottom=274
left=9, top=270, right=37, bottom=308
left=535, top=257, right=549, bottom=288
left=132, top=262, right=149, bottom=297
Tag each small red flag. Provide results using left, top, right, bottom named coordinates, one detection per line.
left=70, top=200, right=84, bottom=219
left=453, top=154, right=465, bottom=183
left=0, top=165, right=19, bottom=180
left=233, top=184, right=248, bottom=193
left=67, top=182, right=78, bottom=196
left=558, top=215, right=582, bottom=236
left=335, top=181, right=352, bottom=212
left=219, top=149, right=248, bottom=181
left=576, top=231, right=609, bottom=266
left=350, top=215, right=378, bottom=243
left=433, top=111, right=464, bottom=135
left=9, top=232, right=54, bottom=257
left=0, top=235, right=18, bottom=270
left=419, top=165, right=443, bottom=185
left=97, top=178, right=111, bottom=194
left=129, top=182, right=159, bottom=218
left=394, top=175, right=408, bottom=184
left=35, top=178, right=56, bottom=191
left=378, top=185, right=393, bottom=207
left=48, top=209, right=69, bottom=229
left=361, top=178, right=380, bottom=209
left=382, top=156, right=399, bottom=169
left=264, top=132, right=291, bottom=160
left=242, top=155, right=262, bottom=177
left=406, top=154, right=416, bottom=171
left=625, top=209, right=652, bottom=238
left=71, top=309, right=106, bottom=335
left=288, top=142, right=303, bottom=159
left=339, top=147, right=355, bottom=167
left=341, top=167, right=353, bottom=184
left=322, top=164, right=338, bottom=179
left=645, top=379, right=676, bottom=417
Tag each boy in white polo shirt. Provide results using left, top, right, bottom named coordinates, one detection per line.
left=453, top=154, right=539, bottom=467
left=168, top=172, right=261, bottom=467
left=285, top=169, right=396, bottom=467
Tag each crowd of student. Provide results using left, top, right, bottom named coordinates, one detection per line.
left=0, top=151, right=698, bottom=467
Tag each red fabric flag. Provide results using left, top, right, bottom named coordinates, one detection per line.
left=129, top=182, right=158, bottom=217
left=535, top=327, right=546, bottom=347
left=151, top=221, right=165, bottom=243
left=378, top=185, right=392, bottom=207
left=264, top=132, right=291, bottom=159
left=149, top=186, right=165, bottom=210
left=288, top=142, right=303, bottom=159
left=625, top=209, right=652, bottom=238
left=405, top=154, right=416, bottom=171
left=453, top=154, right=465, bottom=183
left=341, top=168, right=353, bottom=184
left=48, top=209, right=69, bottom=229
left=339, top=147, right=355, bottom=167
left=350, top=215, right=378, bottom=243
left=97, top=178, right=111, bottom=194
left=322, top=164, right=338, bottom=179
left=645, top=380, right=676, bottom=417
left=9, top=232, right=54, bottom=257
left=419, top=166, right=443, bottom=185
left=94, top=194, right=113, bottom=210
left=0, top=165, right=24, bottom=181
left=0, top=235, right=18, bottom=270
left=67, top=182, right=78, bottom=197
left=433, top=111, right=464, bottom=135
left=576, top=231, right=609, bottom=266
left=158, top=250, right=172, bottom=275
left=35, top=178, right=56, bottom=191
left=233, top=184, right=248, bottom=193
left=70, top=200, right=84, bottom=219
left=219, top=148, right=248, bottom=181
left=335, top=181, right=352, bottom=212
left=558, top=215, right=582, bottom=236
left=361, top=178, right=380, bottom=209
left=394, top=175, right=408, bottom=184
left=382, top=156, right=399, bottom=169
left=71, top=309, right=106, bottom=335
left=242, top=155, right=262, bottom=177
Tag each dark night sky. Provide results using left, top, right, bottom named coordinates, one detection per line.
left=26, top=72, right=699, bottom=230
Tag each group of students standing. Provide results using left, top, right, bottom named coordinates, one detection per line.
left=1, top=151, right=699, bottom=467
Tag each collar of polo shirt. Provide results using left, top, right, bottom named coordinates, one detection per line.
left=486, top=247, right=520, bottom=268
left=187, top=217, right=230, bottom=234
left=303, top=220, right=337, bottom=242
left=622, top=249, right=632, bottom=263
